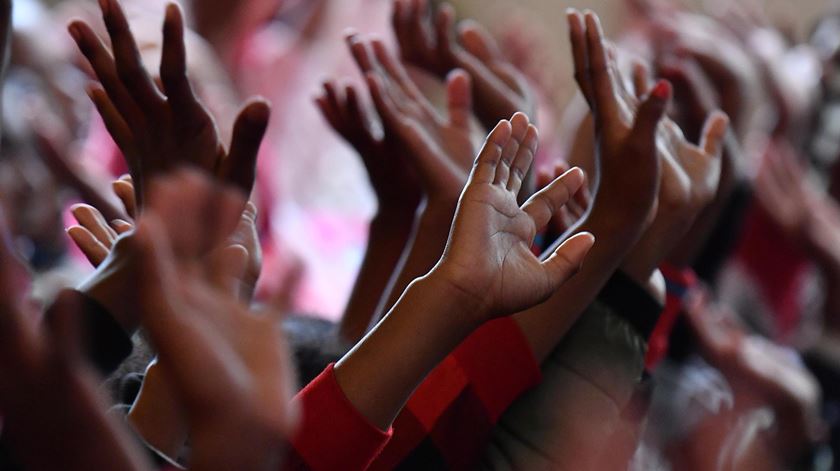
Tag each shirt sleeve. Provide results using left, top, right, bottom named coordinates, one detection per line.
left=370, top=317, right=542, bottom=470
left=287, top=364, right=393, bottom=471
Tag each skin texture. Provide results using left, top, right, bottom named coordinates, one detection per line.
left=334, top=116, right=595, bottom=430
left=67, top=0, right=270, bottom=209
left=391, top=0, right=537, bottom=130
left=131, top=171, right=298, bottom=471
left=0, top=211, right=152, bottom=471
left=343, top=34, right=480, bottom=329
left=512, top=10, right=667, bottom=362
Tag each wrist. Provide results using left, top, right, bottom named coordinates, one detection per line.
left=421, top=266, right=488, bottom=333
left=77, top=234, right=142, bottom=334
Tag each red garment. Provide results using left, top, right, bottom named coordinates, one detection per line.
left=370, top=318, right=542, bottom=470
left=645, top=264, right=698, bottom=370
left=286, top=364, right=393, bottom=470
left=287, top=318, right=541, bottom=470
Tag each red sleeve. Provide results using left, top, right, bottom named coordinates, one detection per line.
left=287, top=364, right=393, bottom=471
left=370, top=317, right=542, bottom=470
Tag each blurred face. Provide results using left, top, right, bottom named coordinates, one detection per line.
left=0, top=152, right=63, bottom=248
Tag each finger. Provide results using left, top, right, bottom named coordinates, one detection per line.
left=435, top=3, right=457, bottom=59
left=68, top=20, right=144, bottom=129
left=111, top=219, right=134, bottom=234
left=522, top=167, right=586, bottom=230
left=100, top=0, right=165, bottom=111
left=457, top=19, right=503, bottom=62
left=632, top=60, right=651, bottom=98
left=371, top=38, right=431, bottom=111
left=583, top=11, right=619, bottom=119
left=345, top=83, right=376, bottom=140
left=470, top=120, right=512, bottom=184
left=346, top=32, right=378, bottom=74
left=112, top=178, right=137, bottom=219
left=542, top=231, right=596, bottom=287
left=567, top=9, right=595, bottom=106
left=87, top=85, right=135, bottom=156
left=629, top=80, right=671, bottom=156
left=71, top=203, right=117, bottom=246
left=446, top=68, right=472, bottom=128
left=699, top=111, right=729, bottom=158
left=508, top=124, right=539, bottom=194
left=160, top=3, right=202, bottom=118
left=493, top=112, right=529, bottom=186
left=222, top=98, right=271, bottom=196
left=365, top=71, right=404, bottom=131
left=67, top=225, right=109, bottom=267
left=392, top=1, right=412, bottom=57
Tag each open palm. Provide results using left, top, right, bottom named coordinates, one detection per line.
left=437, top=113, right=594, bottom=319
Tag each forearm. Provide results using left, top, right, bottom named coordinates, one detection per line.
left=514, top=214, right=644, bottom=362
left=375, top=202, right=456, bottom=322
left=4, top=374, right=151, bottom=471
left=127, top=366, right=188, bottom=460
left=340, top=211, right=416, bottom=343
left=335, top=272, right=478, bottom=430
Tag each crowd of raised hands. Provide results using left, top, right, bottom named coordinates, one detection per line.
left=4, top=0, right=840, bottom=469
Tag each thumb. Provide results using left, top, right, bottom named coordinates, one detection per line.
left=629, top=79, right=671, bottom=154
left=542, top=232, right=595, bottom=288
left=446, top=68, right=473, bottom=128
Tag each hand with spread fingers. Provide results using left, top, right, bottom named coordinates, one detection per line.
left=434, top=120, right=596, bottom=319
left=333, top=115, right=593, bottom=431
left=316, top=79, right=422, bottom=215
left=613, top=61, right=729, bottom=283
left=347, top=34, right=477, bottom=205
left=131, top=170, right=297, bottom=471
left=508, top=10, right=670, bottom=362
left=391, top=0, right=536, bottom=130
left=316, top=77, right=422, bottom=342
left=69, top=175, right=263, bottom=303
left=67, top=0, right=270, bottom=209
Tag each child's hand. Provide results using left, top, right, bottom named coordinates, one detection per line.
left=618, top=62, right=729, bottom=281
left=349, top=34, right=477, bottom=205
left=392, top=0, right=536, bottom=130
left=68, top=0, right=270, bottom=208
left=133, top=171, right=297, bottom=470
left=0, top=212, right=151, bottom=471
left=316, top=79, right=422, bottom=215
left=431, top=115, right=595, bottom=321
left=567, top=10, right=664, bottom=235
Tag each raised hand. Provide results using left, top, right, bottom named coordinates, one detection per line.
left=67, top=0, right=270, bottom=208
left=684, top=291, right=826, bottom=464
left=333, top=116, right=593, bottom=431
left=615, top=61, right=729, bottom=281
left=132, top=171, right=297, bottom=471
left=432, top=119, right=595, bottom=319
left=392, top=0, right=536, bottom=130
left=70, top=175, right=263, bottom=302
left=348, top=34, right=477, bottom=204
left=0, top=212, right=151, bottom=471
left=567, top=10, right=663, bottom=230
left=316, top=79, right=422, bottom=214
left=68, top=203, right=133, bottom=267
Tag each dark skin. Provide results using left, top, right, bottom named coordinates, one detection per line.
left=315, top=78, right=421, bottom=343
left=344, top=35, right=479, bottom=328
left=67, top=0, right=270, bottom=210
left=0, top=215, right=151, bottom=471
left=513, top=10, right=667, bottom=361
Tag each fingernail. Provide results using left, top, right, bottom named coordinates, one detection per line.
left=651, top=80, right=671, bottom=99
left=67, top=23, right=81, bottom=41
